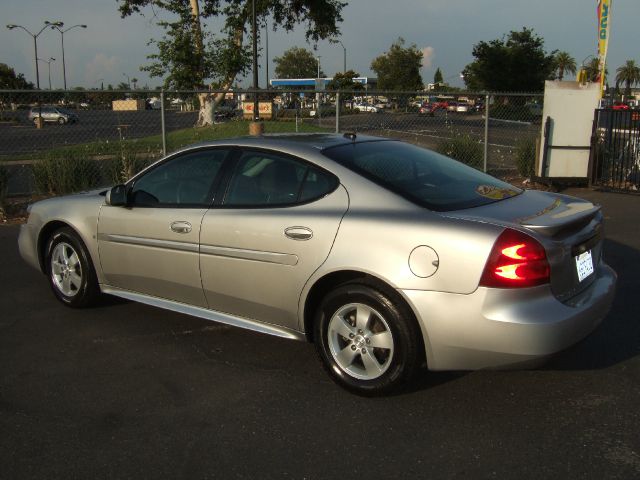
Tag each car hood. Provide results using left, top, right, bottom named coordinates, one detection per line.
left=442, top=189, right=600, bottom=237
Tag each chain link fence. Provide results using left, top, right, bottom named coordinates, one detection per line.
left=0, top=89, right=543, bottom=202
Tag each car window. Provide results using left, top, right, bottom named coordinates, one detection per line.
left=322, top=140, right=522, bottom=211
left=130, top=148, right=229, bottom=207
left=224, top=150, right=337, bottom=207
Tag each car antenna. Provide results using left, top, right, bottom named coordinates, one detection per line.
left=343, top=132, right=357, bottom=142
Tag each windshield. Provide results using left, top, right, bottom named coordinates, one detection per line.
left=322, top=140, right=522, bottom=211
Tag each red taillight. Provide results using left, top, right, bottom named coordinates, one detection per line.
left=480, top=229, right=550, bottom=288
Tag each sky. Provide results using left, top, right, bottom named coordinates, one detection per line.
left=1, top=0, right=638, bottom=90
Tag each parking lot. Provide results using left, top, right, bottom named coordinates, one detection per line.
left=1, top=188, right=639, bottom=479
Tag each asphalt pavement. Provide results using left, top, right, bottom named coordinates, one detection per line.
left=1, top=188, right=639, bottom=479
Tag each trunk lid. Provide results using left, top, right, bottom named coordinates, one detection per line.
left=444, top=190, right=603, bottom=302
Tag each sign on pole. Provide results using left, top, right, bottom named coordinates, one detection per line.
left=597, top=0, right=612, bottom=97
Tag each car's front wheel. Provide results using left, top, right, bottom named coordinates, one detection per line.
left=46, top=227, right=101, bottom=308
left=314, top=283, right=422, bottom=395
left=57, top=117, right=66, bottom=125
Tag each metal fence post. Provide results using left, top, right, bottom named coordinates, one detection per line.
left=335, top=91, right=340, bottom=133
left=160, top=89, right=167, bottom=156
left=483, top=93, right=490, bottom=172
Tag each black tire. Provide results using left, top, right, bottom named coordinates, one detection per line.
left=45, top=227, right=101, bottom=308
left=57, top=117, right=66, bottom=125
left=314, top=283, right=422, bottom=396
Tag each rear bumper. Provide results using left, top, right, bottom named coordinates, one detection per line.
left=402, top=262, right=617, bottom=371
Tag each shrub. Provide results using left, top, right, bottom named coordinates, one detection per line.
left=436, top=134, right=484, bottom=169
left=515, top=137, right=537, bottom=178
left=33, top=151, right=99, bottom=195
left=107, top=144, right=153, bottom=184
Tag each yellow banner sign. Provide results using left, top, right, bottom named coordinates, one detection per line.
left=597, top=0, right=612, bottom=93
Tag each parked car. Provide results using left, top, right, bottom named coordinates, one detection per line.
left=353, top=103, right=379, bottom=113
left=18, top=134, right=616, bottom=395
left=455, top=102, right=470, bottom=113
left=612, top=102, right=630, bottom=111
left=28, top=106, right=78, bottom=125
left=418, top=104, right=436, bottom=116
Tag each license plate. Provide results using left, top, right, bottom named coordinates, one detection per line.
left=575, top=250, right=594, bottom=282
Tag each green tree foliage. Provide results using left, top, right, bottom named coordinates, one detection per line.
left=615, top=60, right=640, bottom=97
left=118, top=0, right=346, bottom=125
left=370, top=38, right=424, bottom=91
left=553, top=51, right=576, bottom=81
left=0, top=63, right=34, bottom=89
left=433, top=67, right=443, bottom=85
left=326, top=69, right=363, bottom=103
left=273, top=47, right=322, bottom=79
left=325, top=70, right=363, bottom=91
left=582, top=58, right=601, bottom=82
left=462, top=28, right=556, bottom=92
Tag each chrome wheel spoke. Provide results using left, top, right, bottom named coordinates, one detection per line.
left=69, top=272, right=82, bottom=290
left=332, top=316, right=355, bottom=340
left=368, top=330, right=393, bottom=350
left=335, top=345, right=358, bottom=367
left=61, top=245, right=72, bottom=264
left=68, top=251, right=80, bottom=269
left=62, top=275, right=72, bottom=294
left=355, top=305, right=371, bottom=332
left=361, top=349, right=384, bottom=377
left=51, top=261, right=64, bottom=276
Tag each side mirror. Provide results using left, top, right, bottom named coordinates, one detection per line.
left=106, top=184, right=128, bottom=206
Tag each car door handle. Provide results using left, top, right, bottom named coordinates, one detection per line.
left=284, top=226, right=313, bottom=241
left=170, top=221, right=192, bottom=234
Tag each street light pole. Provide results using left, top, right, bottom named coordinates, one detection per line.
left=49, top=23, right=87, bottom=90
left=338, top=41, right=346, bottom=72
left=264, top=19, right=269, bottom=89
left=252, top=0, right=259, bottom=122
left=122, top=72, right=131, bottom=89
left=38, top=57, right=56, bottom=89
left=316, top=56, right=321, bottom=78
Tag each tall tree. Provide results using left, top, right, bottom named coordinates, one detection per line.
left=326, top=70, right=363, bottom=91
left=370, top=38, right=423, bottom=91
left=326, top=69, right=363, bottom=103
left=553, top=51, right=576, bottom=81
left=0, top=63, right=34, bottom=89
left=118, top=0, right=346, bottom=126
left=461, top=28, right=556, bottom=92
left=433, top=67, right=443, bottom=85
left=615, top=60, right=640, bottom=97
left=273, top=47, right=322, bottom=79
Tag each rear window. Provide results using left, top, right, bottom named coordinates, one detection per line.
left=322, top=140, right=521, bottom=211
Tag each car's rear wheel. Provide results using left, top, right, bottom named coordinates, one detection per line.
left=46, top=227, right=100, bottom=308
left=314, top=283, right=422, bottom=395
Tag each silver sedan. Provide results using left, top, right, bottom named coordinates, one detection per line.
left=19, top=134, right=617, bottom=395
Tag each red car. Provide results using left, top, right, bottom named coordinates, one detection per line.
left=612, top=102, right=630, bottom=111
